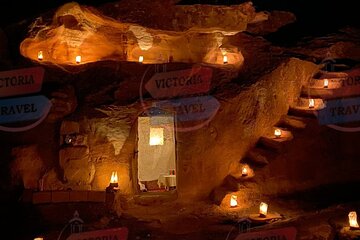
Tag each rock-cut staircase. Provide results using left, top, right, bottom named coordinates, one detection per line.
left=211, top=64, right=356, bottom=212
left=245, top=65, right=353, bottom=168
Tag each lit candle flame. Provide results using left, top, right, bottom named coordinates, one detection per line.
left=274, top=129, right=282, bottom=138
left=223, top=55, right=228, bottom=64
left=38, top=51, right=43, bottom=60
left=242, top=166, right=248, bottom=176
left=230, top=195, right=237, bottom=207
left=259, top=202, right=268, bottom=217
left=309, top=99, right=315, bottom=108
left=110, top=171, right=118, bottom=184
left=323, top=79, right=329, bottom=88
left=349, top=211, right=359, bottom=229
left=76, top=55, right=81, bottom=64
left=139, top=55, right=144, bottom=63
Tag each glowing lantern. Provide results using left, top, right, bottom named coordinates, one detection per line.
left=34, top=238, right=44, bottom=240
left=242, top=166, right=248, bottom=176
left=110, top=171, right=118, bottom=187
left=259, top=202, right=268, bottom=217
left=223, top=55, right=228, bottom=64
left=37, top=51, right=43, bottom=60
left=75, top=55, right=81, bottom=64
left=230, top=195, right=238, bottom=207
left=139, top=55, right=144, bottom=63
left=308, top=99, right=315, bottom=109
left=349, top=211, right=359, bottom=229
left=274, top=129, right=282, bottom=138
left=323, top=79, right=329, bottom=88
left=149, top=127, right=164, bottom=146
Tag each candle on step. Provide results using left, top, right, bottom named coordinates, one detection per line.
left=323, top=78, right=329, bottom=88
left=308, top=99, right=315, bottom=109
left=75, top=55, right=81, bottom=64
left=242, top=166, right=248, bottom=176
left=259, top=202, right=268, bottom=217
left=223, top=55, right=228, bottom=64
left=37, top=51, right=43, bottom=60
left=230, top=195, right=237, bottom=207
left=349, top=211, right=359, bottom=230
left=274, top=128, right=282, bottom=138
left=139, top=55, right=144, bottom=63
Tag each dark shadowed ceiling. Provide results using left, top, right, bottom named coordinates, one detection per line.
left=0, top=0, right=358, bottom=30
left=0, top=0, right=358, bottom=51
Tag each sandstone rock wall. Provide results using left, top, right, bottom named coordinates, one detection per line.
left=175, top=58, right=319, bottom=201
left=254, top=117, right=360, bottom=196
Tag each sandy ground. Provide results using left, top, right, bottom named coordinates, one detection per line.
left=4, top=190, right=358, bottom=240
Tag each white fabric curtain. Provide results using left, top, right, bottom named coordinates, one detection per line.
left=137, top=115, right=176, bottom=182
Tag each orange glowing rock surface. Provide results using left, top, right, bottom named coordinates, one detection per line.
left=19, top=2, right=253, bottom=68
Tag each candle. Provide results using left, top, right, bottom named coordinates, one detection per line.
left=241, top=167, right=248, bottom=177
left=349, top=211, right=359, bottom=229
left=308, top=99, right=315, bottom=109
left=34, top=238, right=44, bottom=240
left=75, top=55, right=81, bottom=64
left=37, top=51, right=43, bottom=60
left=110, top=171, right=118, bottom=188
left=274, top=129, right=282, bottom=138
left=230, top=195, right=238, bottom=207
left=223, top=55, right=228, bottom=64
left=259, top=202, right=268, bottom=217
left=139, top=55, right=144, bottom=63
left=323, top=79, right=329, bottom=88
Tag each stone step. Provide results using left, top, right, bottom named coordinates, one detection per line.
left=306, top=77, right=344, bottom=89
left=315, top=70, right=348, bottom=79
left=301, top=86, right=336, bottom=99
left=288, top=108, right=318, bottom=118
left=302, top=74, right=360, bottom=99
left=288, top=97, right=324, bottom=118
left=229, top=161, right=255, bottom=180
left=339, top=226, right=360, bottom=239
left=278, top=115, right=307, bottom=129
left=245, top=148, right=270, bottom=166
left=258, top=127, right=293, bottom=152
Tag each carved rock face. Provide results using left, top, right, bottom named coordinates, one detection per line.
left=19, top=2, right=282, bottom=68
left=47, top=85, right=78, bottom=122
left=11, top=145, right=45, bottom=189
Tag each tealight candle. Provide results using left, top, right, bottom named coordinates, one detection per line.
left=274, top=129, right=282, bottom=138
left=223, top=55, right=228, bottom=64
left=259, top=202, right=268, bottom=217
left=308, top=99, right=315, bottom=109
left=75, top=55, right=81, bottom=64
left=323, top=79, right=329, bottom=88
left=230, top=195, right=237, bottom=207
left=37, top=51, right=43, bottom=60
left=349, top=211, right=359, bottom=230
left=241, top=167, right=248, bottom=177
